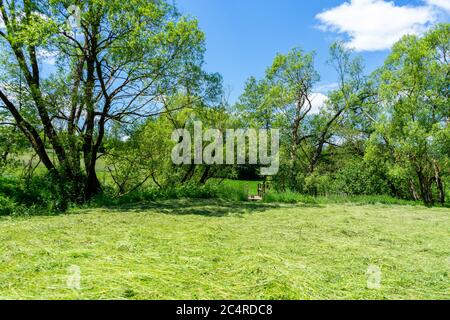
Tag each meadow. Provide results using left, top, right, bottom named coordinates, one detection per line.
left=0, top=0, right=449, bottom=303
left=0, top=199, right=448, bottom=300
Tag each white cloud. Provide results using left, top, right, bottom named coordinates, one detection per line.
left=316, top=0, right=437, bottom=52
left=426, top=0, right=450, bottom=13
left=310, top=93, right=329, bottom=114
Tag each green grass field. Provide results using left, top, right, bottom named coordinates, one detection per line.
left=0, top=200, right=448, bottom=300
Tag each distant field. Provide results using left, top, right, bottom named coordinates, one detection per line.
left=0, top=200, right=448, bottom=300
left=11, top=151, right=114, bottom=184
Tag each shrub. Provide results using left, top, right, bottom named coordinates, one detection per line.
left=304, top=173, right=333, bottom=196
left=0, top=174, right=69, bottom=214
left=333, top=160, right=390, bottom=196
left=0, top=195, right=18, bottom=216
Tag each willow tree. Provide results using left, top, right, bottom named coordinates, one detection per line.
left=0, top=0, right=208, bottom=200
left=236, top=45, right=372, bottom=190
left=369, top=24, right=449, bottom=205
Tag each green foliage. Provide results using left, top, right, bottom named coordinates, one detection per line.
left=368, top=24, right=450, bottom=205
left=0, top=0, right=448, bottom=210
left=303, top=172, right=333, bottom=196
left=0, top=174, right=70, bottom=214
left=332, top=159, right=390, bottom=196
left=0, top=126, right=28, bottom=173
left=0, top=0, right=215, bottom=203
left=0, top=194, right=19, bottom=216
left=103, top=118, right=175, bottom=196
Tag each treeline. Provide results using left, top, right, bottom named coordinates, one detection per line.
left=0, top=0, right=448, bottom=212
left=234, top=24, right=449, bottom=206
left=101, top=24, right=449, bottom=206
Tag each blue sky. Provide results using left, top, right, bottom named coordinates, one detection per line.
left=176, top=0, right=450, bottom=104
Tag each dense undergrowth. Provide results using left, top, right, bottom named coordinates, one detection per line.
left=2, top=173, right=444, bottom=217
left=0, top=175, right=249, bottom=216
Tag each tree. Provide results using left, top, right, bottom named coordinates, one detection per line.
left=308, top=42, right=374, bottom=173
left=104, top=118, right=173, bottom=196
left=236, top=44, right=373, bottom=191
left=235, top=77, right=274, bottom=129
left=368, top=24, right=449, bottom=205
left=265, top=48, right=319, bottom=171
left=235, top=48, right=320, bottom=188
left=0, top=0, right=209, bottom=201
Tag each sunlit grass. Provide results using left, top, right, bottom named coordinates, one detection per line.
left=0, top=200, right=448, bottom=300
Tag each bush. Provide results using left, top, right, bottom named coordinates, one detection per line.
left=304, top=173, right=333, bottom=196
left=333, top=160, right=390, bottom=196
left=0, top=195, right=18, bottom=216
left=0, top=174, right=69, bottom=214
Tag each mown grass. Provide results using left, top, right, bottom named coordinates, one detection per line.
left=0, top=199, right=448, bottom=300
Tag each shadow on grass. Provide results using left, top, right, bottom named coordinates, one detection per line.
left=2, top=198, right=322, bottom=219
left=97, top=199, right=319, bottom=217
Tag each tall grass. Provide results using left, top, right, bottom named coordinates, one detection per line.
left=218, top=180, right=423, bottom=206
left=264, top=190, right=421, bottom=206
left=264, top=190, right=317, bottom=204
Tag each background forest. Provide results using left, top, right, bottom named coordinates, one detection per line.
left=0, top=0, right=449, bottom=215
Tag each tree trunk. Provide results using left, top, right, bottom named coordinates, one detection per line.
left=409, top=179, right=420, bottom=201
left=199, top=166, right=212, bottom=184
left=416, top=168, right=434, bottom=206
left=84, top=168, right=102, bottom=200
left=433, top=162, right=445, bottom=205
left=0, top=90, right=57, bottom=173
left=182, top=164, right=196, bottom=183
